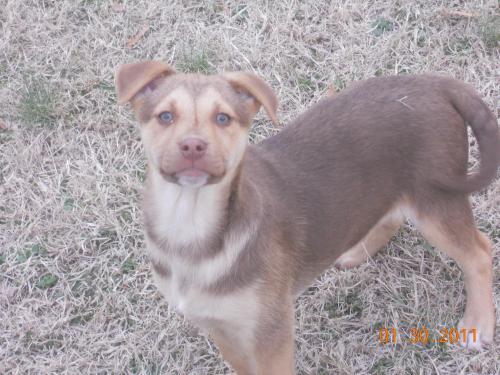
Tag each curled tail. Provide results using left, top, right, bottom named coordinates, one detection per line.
left=441, top=80, right=499, bottom=193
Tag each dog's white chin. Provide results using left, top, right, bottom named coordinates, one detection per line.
left=177, top=173, right=209, bottom=188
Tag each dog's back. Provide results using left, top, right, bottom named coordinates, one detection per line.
left=261, top=74, right=498, bottom=194
left=252, top=74, right=498, bottom=287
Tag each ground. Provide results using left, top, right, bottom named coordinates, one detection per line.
left=0, top=0, right=499, bottom=374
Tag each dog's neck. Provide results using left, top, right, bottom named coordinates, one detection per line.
left=144, top=164, right=247, bottom=254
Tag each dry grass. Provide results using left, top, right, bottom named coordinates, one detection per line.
left=0, top=0, right=499, bottom=374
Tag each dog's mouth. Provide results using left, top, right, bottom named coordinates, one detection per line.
left=175, top=167, right=211, bottom=187
left=159, top=164, right=225, bottom=187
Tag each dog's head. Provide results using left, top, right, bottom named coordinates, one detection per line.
left=115, top=61, right=278, bottom=188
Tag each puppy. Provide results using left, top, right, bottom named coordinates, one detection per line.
left=115, top=61, right=499, bottom=375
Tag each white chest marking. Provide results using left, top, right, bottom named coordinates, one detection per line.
left=147, top=223, right=255, bottom=301
left=145, top=171, right=258, bottom=327
left=150, top=236, right=260, bottom=344
left=148, top=170, right=224, bottom=247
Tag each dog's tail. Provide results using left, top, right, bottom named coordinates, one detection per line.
left=439, top=80, right=499, bottom=193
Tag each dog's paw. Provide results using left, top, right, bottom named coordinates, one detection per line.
left=458, top=319, right=493, bottom=351
left=334, top=252, right=365, bottom=269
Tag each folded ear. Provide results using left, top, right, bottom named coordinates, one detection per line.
left=115, top=61, right=176, bottom=105
left=223, top=72, right=279, bottom=125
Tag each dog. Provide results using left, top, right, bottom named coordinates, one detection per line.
left=115, top=61, right=499, bottom=374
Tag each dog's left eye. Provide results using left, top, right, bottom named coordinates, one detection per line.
left=215, top=113, right=230, bottom=126
left=158, top=111, right=174, bottom=124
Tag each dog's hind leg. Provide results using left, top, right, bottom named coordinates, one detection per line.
left=409, top=193, right=495, bottom=350
left=335, top=208, right=404, bottom=269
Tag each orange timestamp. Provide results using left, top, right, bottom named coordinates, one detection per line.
left=378, top=326, right=477, bottom=345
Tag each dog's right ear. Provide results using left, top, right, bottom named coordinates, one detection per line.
left=115, top=61, right=175, bottom=105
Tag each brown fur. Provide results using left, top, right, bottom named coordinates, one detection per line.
left=115, top=61, right=499, bottom=374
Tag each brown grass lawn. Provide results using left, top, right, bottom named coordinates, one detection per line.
left=0, top=1, right=499, bottom=374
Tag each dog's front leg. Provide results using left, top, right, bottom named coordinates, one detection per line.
left=210, top=328, right=256, bottom=375
left=254, top=320, right=295, bottom=375
left=210, top=302, right=295, bottom=375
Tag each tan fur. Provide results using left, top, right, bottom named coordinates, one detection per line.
left=140, top=86, right=248, bottom=185
left=115, top=61, right=499, bottom=374
left=335, top=205, right=404, bottom=269
left=407, top=205, right=495, bottom=349
left=115, top=61, right=175, bottom=104
left=223, top=71, right=279, bottom=125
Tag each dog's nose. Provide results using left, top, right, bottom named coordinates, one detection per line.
left=178, top=138, right=208, bottom=160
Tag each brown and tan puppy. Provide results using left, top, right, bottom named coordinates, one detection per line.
left=115, top=61, right=499, bottom=374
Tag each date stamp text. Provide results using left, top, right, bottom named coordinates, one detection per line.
left=378, top=326, right=476, bottom=345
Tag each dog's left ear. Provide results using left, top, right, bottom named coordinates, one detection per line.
left=115, top=61, right=176, bottom=105
left=223, top=72, right=279, bottom=125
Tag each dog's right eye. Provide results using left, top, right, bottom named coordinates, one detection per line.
left=216, top=113, right=230, bottom=126
left=158, top=111, right=174, bottom=124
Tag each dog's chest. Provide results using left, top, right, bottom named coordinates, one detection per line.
left=155, top=258, right=205, bottom=314
left=145, top=174, right=259, bottom=326
left=151, top=256, right=258, bottom=328
left=146, top=223, right=257, bottom=324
